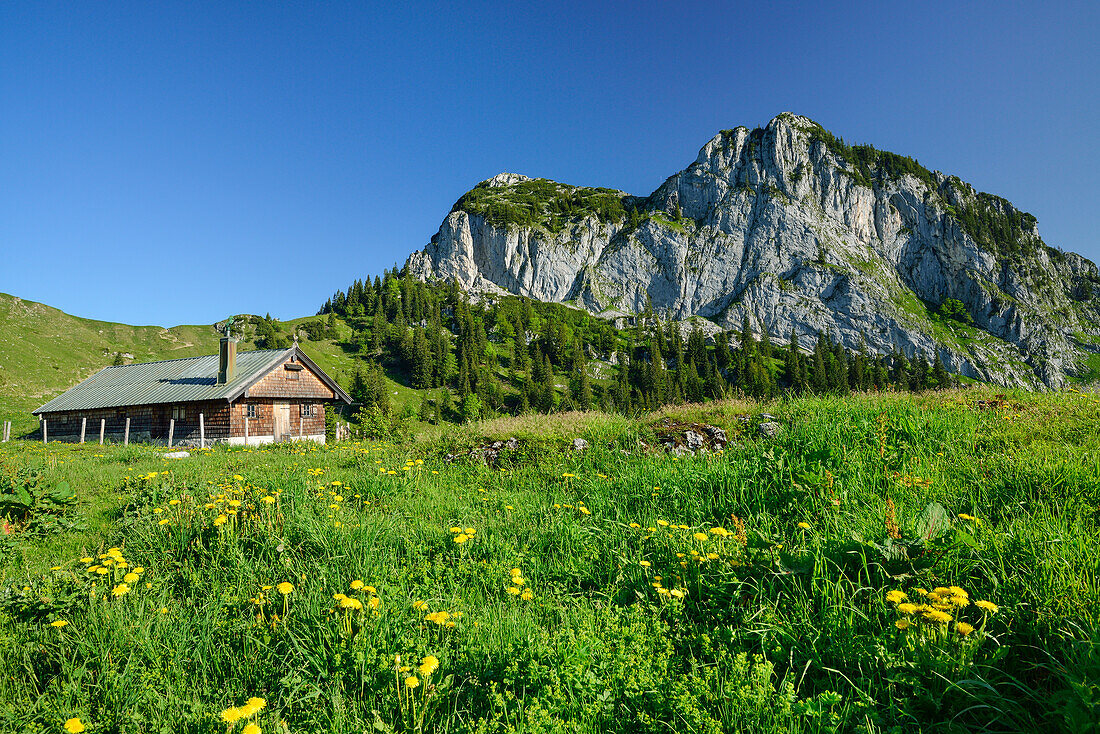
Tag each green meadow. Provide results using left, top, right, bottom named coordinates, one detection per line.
left=1, top=389, right=1098, bottom=733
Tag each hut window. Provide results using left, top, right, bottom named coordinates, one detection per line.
left=171, top=406, right=185, bottom=421
left=285, top=363, right=303, bottom=380
left=246, top=404, right=258, bottom=419
left=300, top=403, right=315, bottom=417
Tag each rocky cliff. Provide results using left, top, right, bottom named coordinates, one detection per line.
left=406, top=113, right=1100, bottom=388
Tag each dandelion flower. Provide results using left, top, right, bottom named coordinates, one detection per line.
left=111, top=583, right=130, bottom=597
left=956, top=622, right=975, bottom=636
left=885, top=590, right=907, bottom=604
left=895, top=619, right=911, bottom=630
left=638, top=561, right=651, bottom=568
left=797, top=522, right=811, bottom=529
left=277, top=582, right=294, bottom=595
left=63, top=719, right=86, bottom=733
left=923, top=609, right=952, bottom=624
left=405, top=676, right=420, bottom=689
left=975, top=600, right=999, bottom=614
left=506, top=586, right=520, bottom=596
left=350, top=580, right=364, bottom=590
left=454, top=534, right=469, bottom=544
left=123, top=573, right=139, bottom=584
left=693, top=532, right=708, bottom=542
left=221, top=707, right=244, bottom=723
left=520, top=588, right=533, bottom=601
left=897, top=603, right=918, bottom=615
left=51, top=620, right=68, bottom=628
left=242, top=725, right=261, bottom=734
left=418, top=655, right=440, bottom=676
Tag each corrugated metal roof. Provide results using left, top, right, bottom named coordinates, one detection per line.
left=33, top=348, right=292, bottom=413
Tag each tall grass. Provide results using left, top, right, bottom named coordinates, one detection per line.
left=0, top=389, right=1097, bottom=732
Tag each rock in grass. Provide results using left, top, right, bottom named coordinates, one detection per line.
left=163, top=451, right=190, bottom=459
left=571, top=438, right=590, bottom=451
left=758, top=422, right=781, bottom=438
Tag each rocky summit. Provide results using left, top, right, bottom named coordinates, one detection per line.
left=406, top=113, right=1100, bottom=388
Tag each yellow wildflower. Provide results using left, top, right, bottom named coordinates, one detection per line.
left=242, top=724, right=261, bottom=734
left=51, top=620, right=68, bottom=628
left=520, top=589, right=534, bottom=600
left=112, top=583, right=130, bottom=597
left=405, top=676, right=419, bottom=689
left=956, top=622, right=975, bottom=636
left=419, top=655, right=440, bottom=676
left=975, top=600, right=999, bottom=614
left=797, top=522, right=811, bottom=529
left=221, top=707, right=244, bottom=723
left=350, top=580, right=364, bottom=590
left=277, top=582, right=294, bottom=595
left=63, top=719, right=86, bottom=733
left=895, top=619, right=911, bottom=630
left=885, top=590, right=907, bottom=604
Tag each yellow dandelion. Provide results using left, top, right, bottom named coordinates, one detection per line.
left=350, top=580, right=364, bottom=590
left=956, top=622, right=975, bottom=636
left=405, top=676, right=419, bottom=689
left=506, top=586, right=520, bottom=596
left=797, top=522, right=811, bottom=529
left=693, top=532, right=708, bottom=542
left=51, top=620, right=69, bottom=628
left=885, top=590, right=907, bottom=604
left=111, top=583, right=130, bottom=597
left=221, top=707, right=244, bottom=723
left=454, top=534, right=469, bottom=544
left=520, top=588, right=534, bottom=600
left=975, top=600, right=999, bottom=614
left=639, top=560, right=651, bottom=568
left=277, top=582, right=294, bottom=595
left=123, top=573, right=139, bottom=584
left=923, top=609, right=952, bottom=624
left=63, top=719, right=86, bottom=734
left=419, top=655, right=440, bottom=676
left=242, top=724, right=261, bottom=734
left=897, top=603, right=919, bottom=615
left=895, top=619, right=911, bottom=630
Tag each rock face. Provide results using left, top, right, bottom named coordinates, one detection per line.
left=407, top=114, right=1100, bottom=388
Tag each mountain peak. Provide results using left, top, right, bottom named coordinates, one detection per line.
left=408, top=116, right=1100, bottom=389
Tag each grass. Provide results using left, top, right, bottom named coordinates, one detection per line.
left=1, top=388, right=1098, bottom=732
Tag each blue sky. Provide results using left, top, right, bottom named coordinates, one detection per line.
left=1, top=0, right=1097, bottom=326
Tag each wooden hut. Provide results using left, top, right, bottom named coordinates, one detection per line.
left=32, top=337, right=351, bottom=446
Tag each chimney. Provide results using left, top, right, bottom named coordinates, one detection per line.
left=218, top=336, right=237, bottom=384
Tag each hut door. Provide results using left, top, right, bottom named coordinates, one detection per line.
left=274, top=401, right=290, bottom=442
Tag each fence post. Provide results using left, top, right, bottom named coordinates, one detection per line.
left=42, top=418, right=48, bottom=444
left=2, top=421, right=9, bottom=442
left=80, top=417, right=87, bottom=444
left=299, top=411, right=303, bottom=441
left=244, top=416, right=249, bottom=445
left=199, top=413, right=205, bottom=449
left=168, top=419, right=174, bottom=448
left=99, top=418, right=105, bottom=445
left=124, top=417, right=130, bottom=446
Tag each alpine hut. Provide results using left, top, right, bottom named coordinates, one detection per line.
left=32, top=336, right=352, bottom=445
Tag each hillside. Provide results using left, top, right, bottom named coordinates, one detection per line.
left=0, top=293, right=422, bottom=436
left=407, top=113, right=1100, bottom=389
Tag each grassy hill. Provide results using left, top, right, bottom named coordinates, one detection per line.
left=0, top=293, right=426, bottom=437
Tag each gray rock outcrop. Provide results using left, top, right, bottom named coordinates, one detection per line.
left=407, top=114, right=1100, bottom=388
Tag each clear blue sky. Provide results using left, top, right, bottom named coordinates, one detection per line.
left=2, top=0, right=1097, bottom=327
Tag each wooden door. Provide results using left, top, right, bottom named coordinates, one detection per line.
left=274, top=401, right=290, bottom=442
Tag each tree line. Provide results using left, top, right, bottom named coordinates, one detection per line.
left=318, top=270, right=957, bottom=427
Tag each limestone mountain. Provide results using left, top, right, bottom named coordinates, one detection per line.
left=406, top=113, right=1100, bottom=389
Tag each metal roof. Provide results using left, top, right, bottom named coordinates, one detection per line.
left=33, top=346, right=351, bottom=414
